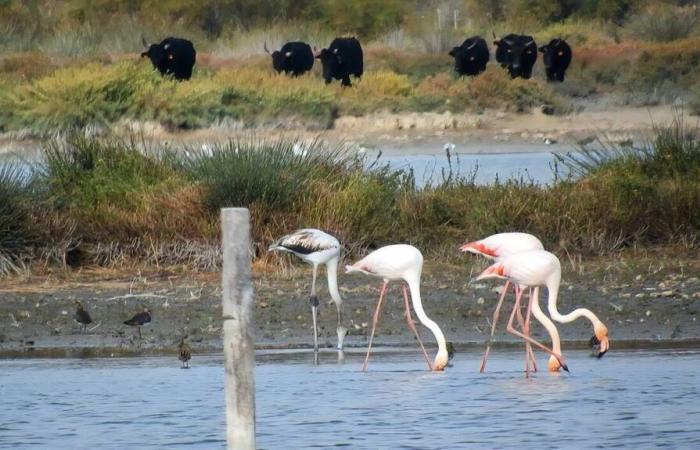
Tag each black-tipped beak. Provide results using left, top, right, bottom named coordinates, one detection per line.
left=589, top=335, right=600, bottom=347
left=562, top=364, right=570, bottom=373
left=597, top=349, right=608, bottom=359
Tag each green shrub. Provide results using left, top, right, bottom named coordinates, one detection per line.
left=0, top=162, right=34, bottom=274
left=625, top=5, right=700, bottom=43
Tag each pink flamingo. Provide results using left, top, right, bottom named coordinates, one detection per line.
left=477, top=249, right=610, bottom=366
left=346, top=244, right=449, bottom=372
left=460, top=232, right=544, bottom=372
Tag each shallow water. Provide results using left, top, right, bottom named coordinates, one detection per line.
left=1, top=143, right=572, bottom=187
left=381, top=151, right=564, bottom=186
left=1, top=349, right=699, bottom=449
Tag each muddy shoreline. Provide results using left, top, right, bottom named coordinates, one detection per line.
left=2, top=254, right=698, bottom=359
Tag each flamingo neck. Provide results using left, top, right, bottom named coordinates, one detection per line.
left=546, top=275, right=602, bottom=328
left=531, top=287, right=561, bottom=354
left=407, top=277, right=447, bottom=359
left=326, top=256, right=342, bottom=306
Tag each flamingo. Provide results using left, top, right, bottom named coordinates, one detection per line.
left=345, top=244, right=449, bottom=372
left=269, top=229, right=347, bottom=352
left=460, top=232, right=544, bottom=372
left=477, top=249, right=610, bottom=362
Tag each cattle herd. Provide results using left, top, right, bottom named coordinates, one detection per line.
left=141, top=34, right=571, bottom=85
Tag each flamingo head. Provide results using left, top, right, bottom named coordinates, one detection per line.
left=548, top=355, right=569, bottom=373
left=589, top=323, right=610, bottom=358
left=433, top=348, right=450, bottom=371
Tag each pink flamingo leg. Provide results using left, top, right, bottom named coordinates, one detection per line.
left=524, top=288, right=538, bottom=373
left=362, top=281, right=389, bottom=372
left=480, top=280, right=511, bottom=373
left=513, top=285, right=534, bottom=374
left=402, top=285, right=433, bottom=370
left=506, top=287, right=565, bottom=369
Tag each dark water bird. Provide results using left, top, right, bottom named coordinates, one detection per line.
left=178, top=337, right=192, bottom=369
left=73, top=301, right=93, bottom=333
left=124, top=308, right=151, bottom=338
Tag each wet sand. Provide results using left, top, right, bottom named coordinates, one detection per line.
left=1, top=253, right=698, bottom=358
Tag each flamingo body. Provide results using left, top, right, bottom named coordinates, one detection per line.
left=460, top=232, right=544, bottom=259
left=269, top=228, right=347, bottom=350
left=477, top=249, right=610, bottom=358
left=346, top=245, right=449, bottom=371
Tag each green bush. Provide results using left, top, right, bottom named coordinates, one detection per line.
left=0, top=162, right=34, bottom=274
left=625, top=5, right=700, bottom=43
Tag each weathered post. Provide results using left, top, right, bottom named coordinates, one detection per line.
left=221, top=208, right=256, bottom=450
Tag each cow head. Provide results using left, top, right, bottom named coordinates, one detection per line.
left=493, top=33, right=518, bottom=66
left=506, top=36, right=536, bottom=70
left=539, top=39, right=566, bottom=68
left=315, top=47, right=341, bottom=82
left=141, top=38, right=170, bottom=68
left=265, top=42, right=291, bottom=73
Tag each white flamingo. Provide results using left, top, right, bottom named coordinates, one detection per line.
left=460, top=232, right=545, bottom=372
left=269, top=229, right=347, bottom=351
left=477, top=249, right=610, bottom=365
left=345, top=244, right=449, bottom=372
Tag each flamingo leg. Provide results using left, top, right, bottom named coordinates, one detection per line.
left=506, top=287, right=566, bottom=369
left=310, top=263, right=319, bottom=353
left=480, top=280, right=511, bottom=373
left=524, top=288, right=538, bottom=373
left=362, top=281, right=389, bottom=372
left=402, top=285, right=433, bottom=370
left=513, top=285, right=533, bottom=375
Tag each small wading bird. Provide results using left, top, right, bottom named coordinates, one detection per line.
left=73, top=301, right=93, bottom=334
left=345, top=244, right=450, bottom=372
left=269, top=229, right=347, bottom=352
left=478, top=249, right=610, bottom=360
left=460, top=232, right=545, bottom=372
left=124, top=308, right=152, bottom=338
left=178, top=337, right=192, bottom=369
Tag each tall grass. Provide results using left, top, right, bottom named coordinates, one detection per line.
left=1, top=116, right=698, bottom=274
left=0, top=162, right=33, bottom=274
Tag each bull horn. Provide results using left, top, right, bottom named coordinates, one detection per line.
left=332, top=48, right=338, bottom=54
left=526, top=39, right=535, bottom=46
left=141, top=36, right=149, bottom=48
left=264, top=41, right=270, bottom=54
left=285, top=51, right=292, bottom=57
left=553, top=38, right=561, bottom=46
left=466, top=40, right=477, bottom=50
left=503, top=38, right=514, bottom=45
left=163, top=43, right=170, bottom=50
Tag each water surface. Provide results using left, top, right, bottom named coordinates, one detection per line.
left=1, top=349, right=698, bottom=449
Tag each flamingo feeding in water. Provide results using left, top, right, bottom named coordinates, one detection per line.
left=345, top=244, right=450, bottom=372
left=477, top=249, right=610, bottom=361
left=460, top=232, right=545, bottom=372
left=269, top=229, right=347, bottom=352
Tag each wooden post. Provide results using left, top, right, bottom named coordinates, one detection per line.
left=436, top=8, right=442, bottom=30
left=453, top=10, right=458, bottom=30
left=221, top=208, right=256, bottom=450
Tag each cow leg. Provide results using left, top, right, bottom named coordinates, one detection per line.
left=341, top=75, right=352, bottom=87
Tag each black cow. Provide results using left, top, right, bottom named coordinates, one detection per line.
left=539, top=38, right=572, bottom=82
left=315, top=37, right=363, bottom=87
left=494, top=33, right=518, bottom=68
left=141, top=37, right=196, bottom=81
left=493, top=34, right=537, bottom=79
left=449, top=36, right=490, bottom=76
left=264, top=41, right=314, bottom=76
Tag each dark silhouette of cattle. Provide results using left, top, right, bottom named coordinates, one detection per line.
left=141, top=37, right=196, bottom=81
left=493, top=34, right=537, bottom=79
left=494, top=33, right=518, bottom=68
left=315, top=37, right=363, bottom=86
left=264, top=41, right=314, bottom=76
left=539, top=38, right=572, bottom=82
left=449, top=36, right=490, bottom=76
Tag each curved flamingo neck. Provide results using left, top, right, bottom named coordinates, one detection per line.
left=531, top=287, right=561, bottom=354
left=546, top=274, right=602, bottom=328
left=326, top=256, right=342, bottom=305
left=406, top=277, right=447, bottom=356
